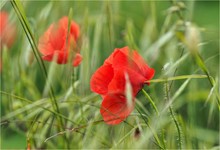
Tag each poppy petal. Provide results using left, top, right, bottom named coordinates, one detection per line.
left=42, top=51, right=68, bottom=64
left=112, top=48, right=142, bottom=74
left=104, top=48, right=121, bottom=65
left=72, top=53, right=83, bottom=67
left=107, top=68, right=126, bottom=93
left=100, top=92, right=135, bottom=125
left=38, top=24, right=55, bottom=55
left=0, top=11, right=16, bottom=48
left=133, top=51, right=155, bottom=80
left=101, top=46, right=154, bottom=85
left=70, top=20, right=80, bottom=41
left=113, top=47, right=155, bottom=82
left=90, top=64, right=114, bottom=95
left=108, top=67, right=146, bottom=95
left=49, top=23, right=66, bottom=51
left=58, top=17, right=79, bottom=39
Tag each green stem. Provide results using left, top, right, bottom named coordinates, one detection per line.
left=0, top=91, right=77, bottom=125
left=194, top=54, right=220, bottom=108
left=164, top=82, right=182, bottom=149
left=141, top=89, right=159, bottom=115
left=169, top=106, right=182, bottom=149
left=44, top=119, right=104, bottom=142
left=146, top=74, right=208, bottom=83
left=11, top=0, right=66, bottom=133
left=136, top=107, right=164, bottom=149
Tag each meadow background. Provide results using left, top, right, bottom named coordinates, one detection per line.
left=0, top=0, right=219, bottom=149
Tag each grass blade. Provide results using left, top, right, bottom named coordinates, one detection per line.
left=141, top=89, right=159, bottom=115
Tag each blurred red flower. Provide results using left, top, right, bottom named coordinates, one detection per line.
left=0, top=11, right=17, bottom=73
left=90, top=46, right=155, bottom=125
left=38, top=16, right=82, bottom=66
left=0, top=11, right=16, bottom=49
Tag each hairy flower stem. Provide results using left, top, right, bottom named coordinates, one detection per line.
left=136, top=107, right=164, bottom=149
left=164, top=81, right=182, bottom=149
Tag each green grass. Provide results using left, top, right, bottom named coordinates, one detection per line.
left=1, top=0, right=219, bottom=149
left=1, top=130, right=26, bottom=149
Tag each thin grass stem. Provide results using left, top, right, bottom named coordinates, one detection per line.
left=141, top=89, right=159, bottom=115
left=10, top=1, right=67, bottom=138
left=146, top=74, right=208, bottom=83
left=136, top=106, right=164, bottom=149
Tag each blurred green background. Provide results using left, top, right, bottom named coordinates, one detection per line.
left=1, top=0, right=219, bottom=149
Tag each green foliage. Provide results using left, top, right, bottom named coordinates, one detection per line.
left=1, top=0, right=219, bottom=149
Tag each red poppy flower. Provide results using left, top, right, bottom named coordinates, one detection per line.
left=0, top=11, right=16, bottom=49
left=100, top=92, right=135, bottom=125
left=38, top=16, right=82, bottom=66
left=90, top=46, right=155, bottom=125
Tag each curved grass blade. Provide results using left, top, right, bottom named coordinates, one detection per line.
left=147, top=74, right=208, bottom=83
left=141, top=89, right=159, bottom=115
left=164, top=82, right=182, bottom=149
left=0, top=91, right=76, bottom=124
left=10, top=0, right=66, bottom=132
left=135, top=106, right=164, bottom=149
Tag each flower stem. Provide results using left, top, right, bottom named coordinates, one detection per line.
left=141, top=89, right=159, bottom=115
left=146, top=74, right=208, bottom=83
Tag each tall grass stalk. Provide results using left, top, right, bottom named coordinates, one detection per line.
left=11, top=0, right=61, bottom=121
left=0, top=91, right=76, bottom=124
left=10, top=0, right=70, bottom=147
left=164, top=81, right=182, bottom=149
